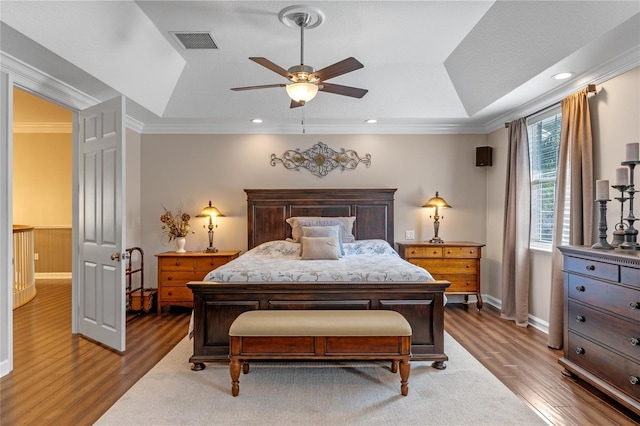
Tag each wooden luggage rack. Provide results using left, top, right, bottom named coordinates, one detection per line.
left=125, top=247, right=156, bottom=315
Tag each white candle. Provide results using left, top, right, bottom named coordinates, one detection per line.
left=596, top=179, right=609, bottom=201
left=616, top=167, right=629, bottom=186
left=626, top=142, right=639, bottom=161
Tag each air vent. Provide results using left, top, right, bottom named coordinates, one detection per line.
left=170, top=32, right=219, bottom=50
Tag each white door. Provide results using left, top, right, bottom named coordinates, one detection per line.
left=75, top=96, right=126, bottom=351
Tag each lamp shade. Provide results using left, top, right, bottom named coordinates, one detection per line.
left=422, top=191, right=451, bottom=209
left=197, top=201, right=224, bottom=218
left=286, top=82, right=319, bottom=102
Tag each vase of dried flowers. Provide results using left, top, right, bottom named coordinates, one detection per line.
left=174, top=236, right=187, bottom=253
left=160, top=205, right=193, bottom=252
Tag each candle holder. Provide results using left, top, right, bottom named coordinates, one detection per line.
left=611, top=184, right=629, bottom=247
left=591, top=199, right=614, bottom=249
left=619, top=160, right=639, bottom=250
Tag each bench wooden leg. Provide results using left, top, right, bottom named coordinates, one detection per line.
left=230, top=358, right=241, bottom=397
left=399, top=359, right=410, bottom=396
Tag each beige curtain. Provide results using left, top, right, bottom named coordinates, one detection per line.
left=501, top=118, right=531, bottom=327
left=547, top=88, right=594, bottom=349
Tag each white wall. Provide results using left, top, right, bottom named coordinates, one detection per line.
left=140, top=133, right=489, bottom=287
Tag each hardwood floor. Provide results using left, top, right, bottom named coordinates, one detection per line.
left=1, top=280, right=191, bottom=426
left=445, top=303, right=639, bottom=426
left=1, top=281, right=638, bottom=425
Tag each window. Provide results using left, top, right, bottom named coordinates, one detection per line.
left=527, top=107, right=568, bottom=251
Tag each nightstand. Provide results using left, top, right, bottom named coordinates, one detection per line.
left=397, top=241, right=485, bottom=310
left=155, top=250, right=240, bottom=313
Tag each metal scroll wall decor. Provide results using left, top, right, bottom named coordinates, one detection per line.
left=270, top=142, right=371, bottom=178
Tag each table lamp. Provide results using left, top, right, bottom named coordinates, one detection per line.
left=197, top=201, right=224, bottom=252
left=422, top=191, right=451, bottom=243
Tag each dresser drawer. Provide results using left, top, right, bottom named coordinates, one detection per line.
left=568, top=274, right=640, bottom=320
left=443, top=247, right=480, bottom=258
left=565, top=255, right=619, bottom=281
left=567, top=332, right=640, bottom=400
left=443, top=275, right=478, bottom=292
left=418, top=259, right=478, bottom=275
left=158, top=257, right=196, bottom=271
left=159, top=271, right=203, bottom=285
left=622, top=266, right=640, bottom=288
left=568, top=300, right=640, bottom=362
left=402, top=246, right=443, bottom=258
left=160, top=286, right=193, bottom=301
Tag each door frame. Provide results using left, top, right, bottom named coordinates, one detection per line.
left=0, top=53, right=124, bottom=376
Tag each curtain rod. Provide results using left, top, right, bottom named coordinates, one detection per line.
left=505, top=84, right=597, bottom=128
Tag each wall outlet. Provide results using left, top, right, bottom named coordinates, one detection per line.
left=405, top=230, right=415, bottom=240
left=34, top=253, right=39, bottom=260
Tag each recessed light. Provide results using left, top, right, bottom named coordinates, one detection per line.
left=251, top=118, right=263, bottom=124
left=552, top=72, right=573, bottom=80
left=365, top=119, right=377, bottom=124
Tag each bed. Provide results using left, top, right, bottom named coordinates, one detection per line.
left=187, top=188, right=450, bottom=370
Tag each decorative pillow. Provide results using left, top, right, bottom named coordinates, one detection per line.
left=300, top=236, right=340, bottom=260
left=301, top=225, right=343, bottom=256
left=287, top=216, right=356, bottom=243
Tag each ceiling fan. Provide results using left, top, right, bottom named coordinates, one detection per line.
left=231, top=8, right=368, bottom=109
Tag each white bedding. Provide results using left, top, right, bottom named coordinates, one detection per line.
left=203, top=239, right=436, bottom=283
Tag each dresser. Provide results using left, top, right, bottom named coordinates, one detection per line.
left=558, top=245, right=640, bottom=415
left=397, top=241, right=484, bottom=310
left=155, top=251, right=240, bottom=314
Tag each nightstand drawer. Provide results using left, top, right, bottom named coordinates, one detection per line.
left=159, top=271, right=203, bottom=285
left=403, top=246, right=443, bottom=258
left=443, top=275, right=478, bottom=292
left=158, top=257, right=196, bottom=271
left=419, top=259, right=478, bottom=275
left=443, top=247, right=480, bottom=258
left=160, top=286, right=193, bottom=301
left=195, top=256, right=232, bottom=271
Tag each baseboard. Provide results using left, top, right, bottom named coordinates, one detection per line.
left=0, top=359, right=12, bottom=377
left=35, top=272, right=71, bottom=280
left=482, top=294, right=549, bottom=334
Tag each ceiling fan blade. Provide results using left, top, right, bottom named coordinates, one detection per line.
left=290, top=100, right=305, bottom=109
left=249, top=57, right=292, bottom=80
left=231, top=83, right=286, bottom=91
left=310, top=57, right=364, bottom=82
left=319, top=83, right=368, bottom=98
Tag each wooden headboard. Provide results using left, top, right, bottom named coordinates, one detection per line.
left=245, top=188, right=396, bottom=250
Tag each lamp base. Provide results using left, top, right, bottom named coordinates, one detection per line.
left=429, top=237, right=444, bottom=244
left=204, top=247, right=219, bottom=253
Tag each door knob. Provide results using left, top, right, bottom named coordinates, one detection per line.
left=110, top=252, right=121, bottom=261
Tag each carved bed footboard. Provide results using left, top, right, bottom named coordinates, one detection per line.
left=187, top=280, right=450, bottom=370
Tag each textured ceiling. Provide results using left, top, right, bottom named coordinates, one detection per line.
left=2, top=1, right=639, bottom=134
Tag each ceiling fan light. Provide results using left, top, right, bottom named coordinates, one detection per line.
left=286, top=82, right=318, bottom=102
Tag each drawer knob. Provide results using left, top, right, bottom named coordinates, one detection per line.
left=168, top=291, right=172, bottom=296
left=575, top=285, right=585, bottom=292
left=630, top=337, right=640, bottom=347
left=209, top=261, right=215, bottom=266
left=447, top=250, right=452, bottom=254
left=432, top=251, right=438, bottom=255
left=630, top=376, right=639, bottom=385
left=167, top=276, right=173, bottom=281
left=575, top=347, right=585, bottom=355
left=575, top=315, right=585, bottom=323
left=631, top=302, right=639, bottom=310
left=175, top=261, right=181, bottom=266
left=585, top=265, right=595, bottom=271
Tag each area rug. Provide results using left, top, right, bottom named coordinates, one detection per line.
left=95, top=333, right=545, bottom=425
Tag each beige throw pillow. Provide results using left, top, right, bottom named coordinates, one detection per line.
left=300, top=236, right=340, bottom=260
left=301, top=225, right=343, bottom=256
left=286, top=216, right=356, bottom=243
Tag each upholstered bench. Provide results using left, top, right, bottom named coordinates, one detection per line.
left=228, top=310, right=412, bottom=397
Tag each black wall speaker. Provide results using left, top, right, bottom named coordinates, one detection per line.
left=476, top=146, right=493, bottom=167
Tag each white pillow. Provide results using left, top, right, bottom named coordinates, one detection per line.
left=301, top=225, right=343, bottom=256
left=287, top=216, right=356, bottom=243
left=300, top=236, right=340, bottom=260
